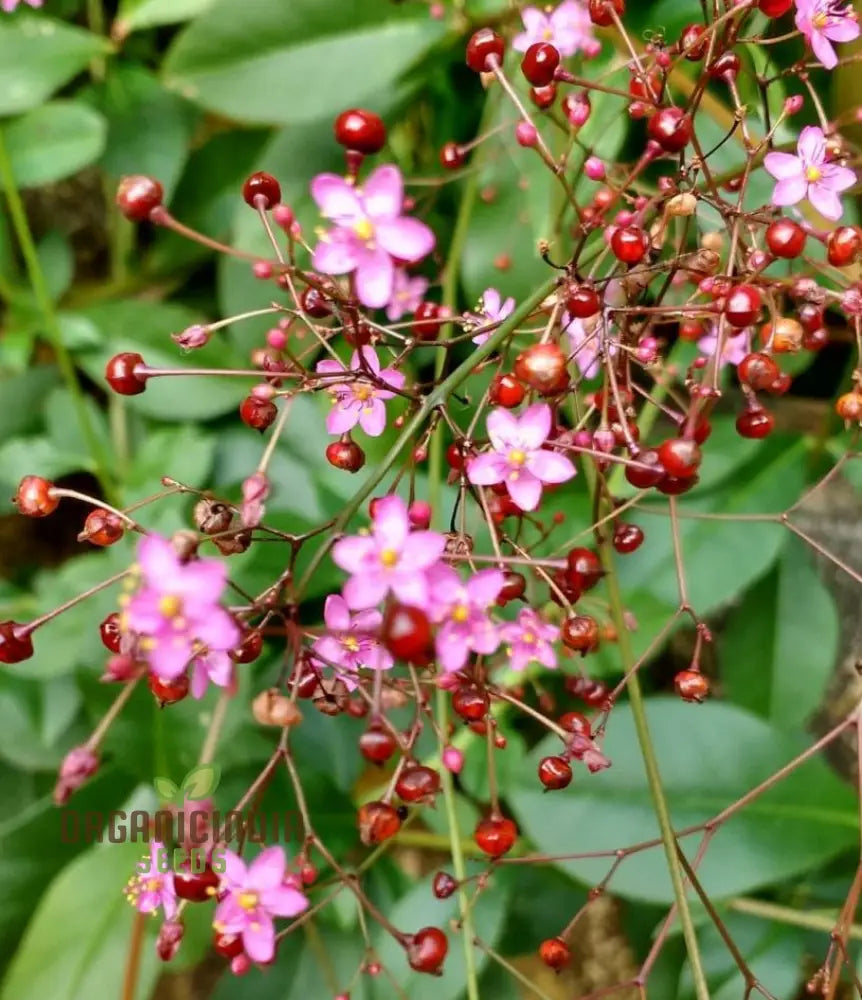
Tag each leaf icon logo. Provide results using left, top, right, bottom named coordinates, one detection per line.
left=153, top=764, right=221, bottom=805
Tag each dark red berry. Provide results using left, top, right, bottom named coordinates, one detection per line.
left=214, top=931, right=244, bottom=959
left=559, top=711, right=592, bottom=737
left=301, top=286, right=331, bottom=318
left=561, top=615, right=600, bottom=654
left=759, top=0, right=792, bottom=15
left=452, top=685, right=489, bottom=721
left=648, top=107, right=692, bottom=153
left=725, top=284, right=762, bottom=327
left=396, top=765, right=440, bottom=803
left=148, top=672, right=190, bottom=706
left=413, top=301, right=442, bottom=339
left=99, top=612, right=123, bottom=654
left=407, top=927, right=448, bottom=975
left=231, top=627, right=263, bottom=664
left=242, top=171, right=281, bottom=210
left=357, top=800, right=401, bottom=846
left=611, top=225, right=649, bottom=264
left=14, top=475, right=58, bottom=517
left=521, top=42, right=560, bottom=87
left=240, top=395, right=277, bottom=432
left=334, top=109, right=386, bottom=154
left=827, top=226, right=862, bottom=267
left=539, top=937, right=571, bottom=970
left=433, top=871, right=458, bottom=899
left=116, top=175, right=163, bottom=221
left=105, top=352, right=147, bottom=395
left=0, top=621, right=33, bottom=663
left=588, top=0, right=624, bottom=26
left=173, top=864, right=219, bottom=902
left=381, top=603, right=432, bottom=664
left=625, top=448, right=664, bottom=489
left=538, top=756, right=573, bottom=790
left=679, top=23, right=708, bottom=59
left=566, top=283, right=601, bottom=318
left=737, top=352, right=779, bottom=391
left=709, top=51, right=740, bottom=81
left=613, top=522, right=644, bottom=553
left=529, top=83, right=557, bottom=109
left=474, top=815, right=518, bottom=857
left=489, top=373, right=526, bottom=408
left=326, top=439, right=365, bottom=472
left=766, top=218, right=806, bottom=258
left=513, top=343, right=569, bottom=395
left=446, top=442, right=466, bottom=471
left=496, top=570, right=526, bottom=605
left=565, top=547, right=603, bottom=593
left=565, top=675, right=609, bottom=707
left=81, top=508, right=124, bottom=547
left=359, top=724, right=397, bottom=765
left=836, top=392, right=862, bottom=421
left=466, top=27, right=504, bottom=72
left=736, top=407, right=774, bottom=439
left=439, top=142, right=466, bottom=170
left=675, top=669, right=709, bottom=702
left=658, top=438, right=701, bottom=478
left=657, top=473, right=699, bottom=496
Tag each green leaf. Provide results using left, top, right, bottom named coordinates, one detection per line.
left=0, top=367, right=59, bottom=440
left=0, top=18, right=108, bottom=117
left=115, top=0, right=216, bottom=34
left=36, top=231, right=74, bottom=302
left=0, top=437, right=91, bottom=495
left=153, top=776, right=179, bottom=801
left=721, top=536, right=839, bottom=729
left=181, top=763, right=221, bottom=799
left=0, top=838, right=160, bottom=1000
left=1, top=101, right=106, bottom=189
left=163, top=0, right=445, bottom=126
left=510, top=699, right=859, bottom=903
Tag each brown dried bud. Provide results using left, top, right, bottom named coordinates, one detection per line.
left=170, top=531, right=199, bottom=561
left=252, top=688, right=303, bottom=727
left=194, top=496, right=234, bottom=535
left=380, top=686, right=410, bottom=710
left=699, top=231, right=723, bottom=254
left=679, top=248, right=720, bottom=276
left=312, top=676, right=350, bottom=716
left=444, top=532, right=474, bottom=557
left=213, top=530, right=252, bottom=556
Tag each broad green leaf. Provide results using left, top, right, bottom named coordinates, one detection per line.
left=153, top=776, right=179, bottom=802
left=510, top=699, right=858, bottom=903
left=37, top=231, right=74, bottom=301
left=163, top=0, right=445, bottom=126
left=1, top=102, right=106, bottom=189
left=125, top=424, right=215, bottom=498
left=0, top=20, right=109, bottom=117
left=115, top=0, right=216, bottom=35
left=0, top=367, right=59, bottom=440
left=0, top=436, right=92, bottom=494
left=721, top=536, right=839, bottom=728
left=0, top=838, right=160, bottom=1000
left=182, top=763, right=221, bottom=799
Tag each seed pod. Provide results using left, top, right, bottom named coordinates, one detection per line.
left=194, top=496, right=234, bottom=534
left=252, top=688, right=303, bottom=727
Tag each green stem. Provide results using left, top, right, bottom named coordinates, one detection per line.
left=436, top=686, right=480, bottom=1000
left=86, top=0, right=107, bottom=81
left=0, top=131, right=116, bottom=502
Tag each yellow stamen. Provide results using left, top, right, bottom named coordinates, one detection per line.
left=522, top=631, right=536, bottom=644
left=343, top=636, right=360, bottom=652
left=159, top=595, right=182, bottom=618
left=238, top=890, right=259, bottom=911
left=353, top=218, right=374, bottom=242
left=380, top=548, right=399, bottom=568
left=812, top=11, right=828, bottom=27
left=508, top=449, right=527, bottom=466
left=451, top=604, right=470, bottom=623
left=354, top=384, right=372, bottom=401
left=806, top=165, right=822, bottom=182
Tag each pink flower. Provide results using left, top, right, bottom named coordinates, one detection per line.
left=311, top=595, right=393, bottom=689
left=466, top=288, right=516, bottom=345
left=241, top=471, right=269, bottom=528
left=214, top=847, right=309, bottom=964
left=125, top=535, right=240, bottom=690
left=53, top=745, right=99, bottom=805
left=697, top=325, right=748, bottom=368
left=563, top=317, right=611, bottom=378
left=386, top=269, right=429, bottom=321
left=2, top=0, right=42, bottom=10
left=764, top=125, right=856, bottom=220
left=467, top=404, right=576, bottom=512
left=427, top=566, right=504, bottom=672
left=316, top=347, right=405, bottom=437
left=125, top=841, right=177, bottom=919
left=500, top=608, right=559, bottom=672
left=310, top=165, right=435, bottom=310
left=513, top=0, right=596, bottom=56
left=332, top=495, right=446, bottom=610
left=795, top=0, right=860, bottom=70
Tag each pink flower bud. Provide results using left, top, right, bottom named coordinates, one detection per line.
left=583, top=38, right=602, bottom=58
left=430, top=1, right=445, bottom=17
left=266, top=328, right=288, bottom=350
left=565, top=92, right=591, bottom=127
left=784, top=95, right=804, bottom=115
left=171, top=324, right=211, bottom=350
left=251, top=381, right=275, bottom=401
left=156, top=920, right=184, bottom=962
left=231, top=954, right=252, bottom=976
left=436, top=672, right=460, bottom=691
left=273, top=204, right=294, bottom=230
left=241, top=472, right=270, bottom=529
left=442, top=746, right=464, bottom=774
left=253, top=260, right=273, bottom=280
left=408, top=500, right=432, bottom=528
left=101, top=653, right=138, bottom=683
left=636, top=336, right=659, bottom=363
left=593, top=429, right=615, bottom=453
left=584, top=156, right=605, bottom=181
left=573, top=430, right=593, bottom=448
left=53, top=745, right=99, bottom=804
left=515, top=122, right=538, bottom=148
left=841, top=286, right=862, bottom=315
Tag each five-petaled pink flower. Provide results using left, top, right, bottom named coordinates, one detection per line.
left=332, top=494, right=446, bottom=610
left=214, top=847, right=309, bottom=964
left=310, top=165, right=435, bottom=310
left=427, top=565, right=504, bottom=672
left=466, top=287, right=516, bottom=345
left=386, top=269, right=429, bottom=321
left=513, top=0, right=596, bottom=56
left=467, top=404, right=576, bottom=512
left=795, top=0, right=859, bottom=70
left=316, top=347, right=405, bottom=437
left=697, top=325, right=748, bottom=368
left=124, top=534, right=239, bottom=692
left=311, top=595, right=393, bottom=688
left=2, top=0, right=42, bottom=10
left=764, top=125, right=856, bottom=220
left=125, top=841, right=177, bottom=919
left=500, top=608, right=560, bottom=672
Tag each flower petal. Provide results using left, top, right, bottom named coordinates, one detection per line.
left=332, top=535, right=376, bottom=574
left=343, top=572, right=388, bottom=610
left=137, top=535, right=180, bottom=588
left=260, top=885, right=309, bottom=918
left=354, top=248, right=394, bottom=309
left=486, top=407, right=520, bottom=452
left=507, top=471, right=543, bottom=511
left=763, top=151, right=803, bottom=181
left=811, top=29, right=838, bottom=69
left=820, top=163, right=857, bottom=193
left=324, top=594, right=351, bottom=631
left=517, top=403, right=553, bottom=450
left=401, top=530, right=447, bottom=570
left=466, top=568, right=506, bottom=607
left=242, top=917, right=276, bottom=964
left=312, top=230, right=360, bottom=275
left=359, top=398, right=387, bottom=437
left=526, top=449, right=577, bottom=484
left=327, top=402, right=360, bottom=435
left=390, top=571, right=430, bottom=609
left=311, top=173, right=362, bottom=221
left=376, top=218, right=435, bottom=263
left=372, top=495, right=410, bottom=552
left=248, top=846, right=286, bottom=891
left=798, top=125, right=827, bottom=165
left=808, top=183, right=843, bottom=220
left=771, top=174, right=808, bottom=206
left=466, top=452, right=509, bottom=485
left=361, top=165, right=403, bottom=221
left=824, top=18, right=860, bottom=43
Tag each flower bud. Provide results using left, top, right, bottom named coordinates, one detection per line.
left=54, top=745, right=99, bottom=805
left=442, top=746, right=464, bottom=773
left=156, top=920, right=184, bottom=962
left=171, top=324, right=211, bottom=350
left=666, top=192, right=697, bottom=218
left=194, top=496, right=234, bottom=535
left=241, top=472, right=270, bottom=529
left=252, top=688, right=303, bottom=727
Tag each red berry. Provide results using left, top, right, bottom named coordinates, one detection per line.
left=628, top=68, right=663, bottom=103
left=301, top=286, right=331, bottom=318
left=396, top=765, right=440, bottom=803
left=826, top=226, right=862, bottom=267
left=116, top=175, right=163, bottom=221
left=738, top=352, right=780, bottom=391
left=538, top=756, right=573, bottom=790
left=565, top=676, right=609, bottom=707
left=413, top=301, right=442, bottom=339
left=173, top=864, right=219, bottom=902
left=625, top=448, right=664, bottom=489
left=105, top=352, right=147, bottom=395
left=446, top=442, right=466, bottom=471
left=81, top=508, right=124, bottom=547
left=521, top=42, right=560, bottom=87
left=559, top=710, right=592, bottom=737
left=452, top=685, right=489, bottom=721
left=148, top=672, right=190, bottom=706
left=736, top=407, right=774, bottom=439
left=240, top=395, right=277, bottom=432
left=214, top=931, right=244, bottom=959
left=14, top=475, right=58, bottom=517
left=0, top=621, right=33, bottom=663
left=99, top=612, right=123, bottom=654
left=647, top=107, right=692, bottom=153
left=439, top=142, right=465, bottom=170
left=539, top=937, right=570, bottom=970
left=474, top=815, right=518, bottom=857
left=565, top=547, right=603, bottom=593
left=725, top=284, right=762, bottom=327
left=588, top=0, right=624, bottom=26
left=561, top=615, right=600, bottom=654
left=529, top=83, right=557, bottom=110
left=513, top=343, right=569, bottom=395
left=334, top=109, right=386, bottom=154
left=679, top=23, right=708, bottom=59
left=836, top=392, right=862, bottom=422
left=709, top=51, right=740, bottom=81
left=489, top=373, right=526, bottom=408
left=407, top=927, right=448, bottom=975
left=466, top=27, right=504, bottom=72
left=766, top=219, right=806, bottom=258
left=359, top=724, right=397, bottom=765
left=326, top=439, right=365, bottom=472
left=566, top=283, right=601, bottom=318
left=496, top=570, right=526, bottom=605
left=675, top=669, right=709, bottom=702
left=613, top=522, right=644, bottom=553
left=357, top=800, right=401, bottom=845
left=433, top=871, right=458, bottom=899
left=758, top=0, right=792, bottom=15
left=231, top=627, right=263, bottom=664
left=657, top=473, right=699, bottom=495
left=611, top=225, right=649, bottom=264
left=381, top=603, right=433, bottom=664
left=242, top=171, right=281, bottom=210
left=658, top=438, right=701, bottom=478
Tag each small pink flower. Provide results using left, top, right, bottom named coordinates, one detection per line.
left=466, top=288, right=516, bottom=345
left=795, top=0, right=859, bottom=70
left=467, top=404, right=576, bottom=512
left=171, top=324, right=211, bottom=350
left=697, top=325, right=748, bottom=368
left=442, top=746, right=464, bottom=773
left=386, top=269, right=429, bottom=321
left=499, top=608, right=559, bottom=672
left=311, top=595, right=393, bottom=689
left=214, top=847, right=309, bottom=964
left=764, top=125, right=856, bottom=220
left=332, top=495, right=446, bottom=610
left=2, top=0, right=43, bottom=10
left=513, top=0, right=596, bottom=57
left=125, top=841, right=177, bottom=919
left=316, top=347, right=405, bottom=437
left=427, top=565, right=504, bottom=672
left=310, top=165, right=435, bottom=310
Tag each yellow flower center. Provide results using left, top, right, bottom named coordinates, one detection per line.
left=238, top=891, right=259, bottom=911
left=542, top=26, right=554, bottom=39
left=508, top=449, right=527, bottom=466
left=354, top=384, right=373, bottom=401
left=343, top=635, right=360, bottom=652
left=806, top=165, right=822, bottom=182
left=158, top=595, right=182, bottom=618
left=812, top=11, right=828, bottom=27
left=146, top=878, right=161, bottom=892
left=451, top=603, right=470, bottom=623
left=522, top=631, right=536, bottom=645
left=354, top=218, right=375, bottom=242
left=380, top=548, right=399, bottom=568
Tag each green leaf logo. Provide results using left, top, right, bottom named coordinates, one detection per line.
left=153, top=764, right=221, bottom=804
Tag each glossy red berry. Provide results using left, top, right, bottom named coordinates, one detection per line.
left=566, top=675, right=609, bottom=707
left=658, top=438, right=701, bottom=478
left=611, top=225, right=649, bottom=264
left=613, top=522, right=644, bottom=553
left=413, top=301, right=442, bottom=339
left=737, top=352, right=779, bottom=391
left=116, top=175, right=163, bottom=221
left=359, top=724, right=397, bottom=765
left=407, top=927, right=448, bottom=974
left=474, top=815, right=518, bottom=857
left=326, top=439, right=365, bottom=472
left=538, top=756, right=573, bottom=790
left=439, top=142, right=466, bottom=170
left=14, top=475, right=59, bottom=517
left=99, top=612, right=123, bottom=654
left=381, top=603, right=432, bottom=664
left=836, top=392, right=862, bottom=422
left=709, top=51, right=740, bottom=81
left=736, top=407, right=774, bottom=439
left=766, top=219, right=806, bottom=258
left=539, top=937, right=571, bottom=970
left=240, top=395, right=277, bottom=432
left=0, top=621, right=33, bottom=664
left=559, top=710, right=592, bottom=737
left=105, top=352, right=147, bottom=395
left=214, top=931, right=244, bottom=959
left=521, top=42, right=560, bottom=87
left=647, top=107, right=692, bottom=153
left=452, top=684, right=489, bottom=721
left=566, top=283, right=601, bottom=318
left=301, top=286, right=331, bottom=318
left=725, top=284, right=762, bottom=327
left=588, top=0, right=624, bottom=26
left=334, top=109, right=386, bottom=154
left=565, top=547, right=603, bottom=593
left=433, top=871, right=458, bottom=899
left=396, top=765, right=440, bottom=803
left=231, top=627, right=263, bottom=664
left=675, top=669, right=709, bottom=702
left=357, top=800, right=402, bottom=846
left=679, top=23, right=708, bottom=59
left=173, top=864, right=219, bottom=902
left=758, top=0, right=793, bottom=15
left=466, top=27, right=504, bottom=72
left=513, top=343, right=569, bottom=395
left=625, top=448, right=664, bottom=489
left=242, top=171, right=281, bottom=209
left=561, top=615, right=600, bottom=654
left=148, top=672, right=190, bottom=706
left=826, top=226, right=862, bottom=267
left=496, top=570, right=527, bottom=605
left=81, top=508, right=124, bottom=547
left=489, top=373, right=526, bottom=408
left=529, top=83, right=557, bottom=109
